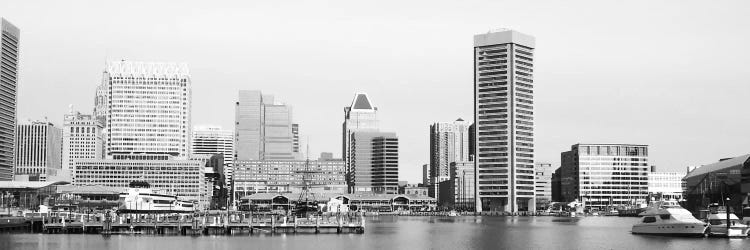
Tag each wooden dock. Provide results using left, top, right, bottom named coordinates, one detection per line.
left=41, top=213, right=365, bottom=235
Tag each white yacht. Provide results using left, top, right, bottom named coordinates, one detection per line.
left=705, top=203, right=749, bottom=237
left=631, top=200, right=708, bottom=237
left=118, top=182, right=196, bottom=213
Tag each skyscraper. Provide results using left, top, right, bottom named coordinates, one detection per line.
left=473, top=29, right=536, bottom=212
left=348, top=131, right=398, bottom=194
left=342, top=93, right=379, bottom=192
left=191, top=125, right=234, bottom=187
left=263, top=103, right=294, bottom=160
left=63, top=110, right=104, bottom=182
left=95, top=61, right=191, bottom=159
left=0, top=18, right=20, bottom=181
left=15, top=121, right=62, bottom=181
left=559, top=144, right=649, bottom=210
left=235, top=90, right=263, bottom=161
left=234, top=91, right=297, bottom=161
left=429, top=118, right=471, bottom=198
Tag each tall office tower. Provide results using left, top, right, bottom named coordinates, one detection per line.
left=0, top=19, right=20, bottom=181
left=234, top=90, right=297, bottom=161
left=235, top=90, right=263, bottom=160
left=62, top=111, right=104, bottom=182
left=15, top=121, right=62, bottom=181
left=191, top=125, right=234, bottom=187
left=342, top=93, right=379, bottom=192
left=263, top=103, right=294, bottom=160
left=534, top=163, right=553, bottom=210
left=559, top=144, right=649, bottom=211
left=474, top=29, right=536, bottom=212
left=292, top=124, right=300, bottom=157
left=429, top=118, right=471, bottom=199
left=94, top=61, right=191, bottom=159
left=348, top=131, right=398, bottom=194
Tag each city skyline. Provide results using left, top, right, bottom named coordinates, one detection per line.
left=2, top=1, right=750, bottom=184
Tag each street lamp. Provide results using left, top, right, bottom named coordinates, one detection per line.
left=726, top=197, right=731, bottom=232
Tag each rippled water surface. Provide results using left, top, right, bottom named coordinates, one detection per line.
left=1, top=216, right=747, bottom=250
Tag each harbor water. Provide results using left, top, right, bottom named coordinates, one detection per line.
left=1, top=216, right=747, bottom=250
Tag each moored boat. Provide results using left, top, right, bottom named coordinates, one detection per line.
left=705, top=203, right=749, bottom=238
left=118, top=181, right=196, bottom=213
left=631, top=200, right=708, bottom=237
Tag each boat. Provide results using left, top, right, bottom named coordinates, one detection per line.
left=704, top=203, right=750, bottom=237
left=631, top=200, right=708, bottom=237
left=447, top=210, right=458, bottom=217
left=118, top=181, right=196, bottom=213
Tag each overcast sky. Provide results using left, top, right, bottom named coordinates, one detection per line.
left=2, top=0, right=749, bottom=183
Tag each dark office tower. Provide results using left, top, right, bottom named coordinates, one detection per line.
left=0, top=18, right=19, bottom=181
left=349, top=131, right=398, bottom=194
left=474, top=29, right=536, bottom=213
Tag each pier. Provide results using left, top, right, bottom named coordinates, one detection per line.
left=40, top=212, right=365, bottom=235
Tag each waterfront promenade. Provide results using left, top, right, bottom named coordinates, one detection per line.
left=37, top=212, right=365, bottom=235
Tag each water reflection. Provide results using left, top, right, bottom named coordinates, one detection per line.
left=0, top=216, right=747, bottom=250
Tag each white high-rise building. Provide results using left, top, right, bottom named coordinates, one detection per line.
left=94, top=61, right=191, bottom=159
left=429, top=118, right=471, bottom=198
left=342, top=93, right=379, bottom=192
left=474, top=29, right=536, bottom=212
left=15, top=121, right=62, bottom=181
left=191, top=125, right=234, bottom=187
left=0, top=18, right=20, bottom=181
left=63, top=110, right=104, bottom=182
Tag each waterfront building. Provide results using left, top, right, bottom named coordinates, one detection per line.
left=559, top=144, right=650, bottom=211
left=429, top=119, right=471, bottom=199
left=94, top=61, right=191, bottom=158
left=239, top=193, right=436, bottom=212
left=342, top=93, right=379, bottom=192
left=683, top=154, right=749, bottom=216
left=202, top=154, right=227, bottom=209
left=232, top=160, right=347, bottom=200
left=191, top=125, right=234, bottom=188
left=647, top=171, right=685, bottom=200
left=14, top=121, right=63, bottom=182
left=535, top=163, right=553, bottom=209
left=62, top=111, right=104, bottom=182
left=437, top=161, right=475, bottom=210
left=0, top=181, right=70, bottom=211
left=402, top=184, right=428, bottom=196
left=73, top=157, right=208, bottom=206
left=51, top=185, right=123, bottom=212
left=551, top=168, right=562, bottom=202
left=473, top=29, right=536, bottom=212
left=234, top=90, right=297, bottom=161
left=0, top=18, right=20, bottom=181
left=348, top=131, right=398, bottom=194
